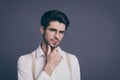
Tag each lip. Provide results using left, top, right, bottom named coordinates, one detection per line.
left=50, top=39, right=59, bottom=43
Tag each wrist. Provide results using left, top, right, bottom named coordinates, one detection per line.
left=43, top=63, right=54, bottom=76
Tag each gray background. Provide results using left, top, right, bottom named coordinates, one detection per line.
left=0, top=0, right=120, bottom=80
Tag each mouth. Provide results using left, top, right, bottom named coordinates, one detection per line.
left=50, top=39, right=59, bottom=44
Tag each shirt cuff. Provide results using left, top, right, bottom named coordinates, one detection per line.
left=37, top=71, right=52, bottom=80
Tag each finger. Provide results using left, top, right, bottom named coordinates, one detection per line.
left=52, top=47, right=58, bottom=53
left=47, top=45, right=51, bottom=56
left=58, top=53, right=63, bottom=58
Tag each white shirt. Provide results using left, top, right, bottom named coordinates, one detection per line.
left=17, top=45, right=81, bottom=80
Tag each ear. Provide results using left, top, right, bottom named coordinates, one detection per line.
left=40, top=26, right=44, bottom=34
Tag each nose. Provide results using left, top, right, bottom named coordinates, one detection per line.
left=54, top=32, right=59, bottom=39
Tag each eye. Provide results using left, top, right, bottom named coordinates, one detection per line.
left=59, top=31, right=65, bottom=34
left=50, top=29, right=56, bottom=31
left=48, top=28, right=57, bottom=32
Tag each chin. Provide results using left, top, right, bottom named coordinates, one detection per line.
left=50, top=44, right=59, bottom=48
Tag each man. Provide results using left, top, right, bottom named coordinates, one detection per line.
left=17, top=10, right=81, bottom=80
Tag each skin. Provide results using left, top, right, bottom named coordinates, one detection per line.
left=40, top=21, right=66, bottom=76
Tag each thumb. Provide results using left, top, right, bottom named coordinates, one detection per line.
left=46, top=45, right=51, bottom=56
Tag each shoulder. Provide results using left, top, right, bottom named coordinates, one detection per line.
left=17, top=51, right=35, bottom=65
left=64, top=52, right=80, bottom=70
left=17, top=51, right=35, bottom=72
left=64, top=51, right=79, bottom=63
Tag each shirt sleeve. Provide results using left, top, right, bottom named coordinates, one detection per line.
left=71, top=55, right=81, bottom=80
left=36, top=71, right=52, bottom=80
left=17, top=55, right=53, bottom=80
left=17, top=55, right=33, bottom=80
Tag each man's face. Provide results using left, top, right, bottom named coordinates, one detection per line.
left=41, top=21, right=66, bottom=48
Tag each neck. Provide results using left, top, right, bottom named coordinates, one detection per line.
left=41, top=42, right=48, bottom=56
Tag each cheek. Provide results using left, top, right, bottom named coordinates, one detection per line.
left=45, top=30, right=54, bottom=36
left=45, top=32, right=52, bottom=39
left=60, top=34, right=64, bottom=40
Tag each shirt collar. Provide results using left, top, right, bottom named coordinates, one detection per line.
left=35, top=45, right=65, bottom=59
left=35, top=45, right=45, bottom=58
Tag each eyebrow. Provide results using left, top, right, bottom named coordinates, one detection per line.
left=48, top=28, right=65, bottom=33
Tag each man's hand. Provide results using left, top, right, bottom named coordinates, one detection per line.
left=43, top=45, right=62, bottom=76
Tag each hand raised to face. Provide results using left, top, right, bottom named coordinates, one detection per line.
left=43, top=45, right=62, bottom=76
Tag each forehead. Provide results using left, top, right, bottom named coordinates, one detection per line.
left=47, top=21, right=66, bottom=31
